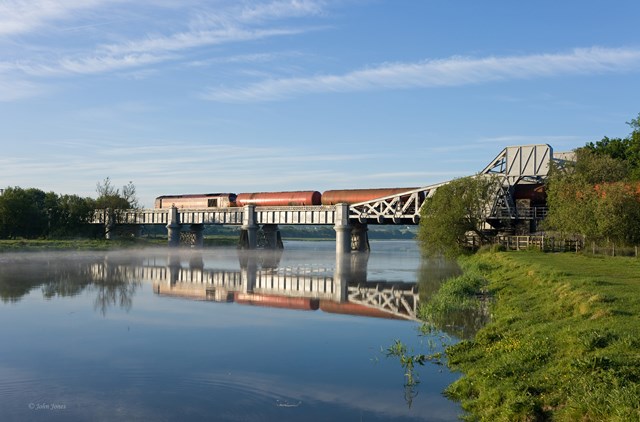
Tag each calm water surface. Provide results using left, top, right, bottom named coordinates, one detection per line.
left=0, top=240, right=465, bottom=421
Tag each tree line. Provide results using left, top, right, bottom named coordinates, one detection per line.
left=544, top=113, right=640, bottom=245
left=419, top=113, right=640, bottom=256
left=0, top=178, right=138, bottom=239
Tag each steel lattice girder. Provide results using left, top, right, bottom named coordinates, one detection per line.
left=349, top=144, right=557, bottom=224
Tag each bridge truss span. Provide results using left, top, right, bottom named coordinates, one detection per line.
left=348, top=182, right=449, bottom=225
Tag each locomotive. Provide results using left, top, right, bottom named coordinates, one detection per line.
left=154, top=193, right=237, bottom=209
left=154, top=188, right=420, bottom=209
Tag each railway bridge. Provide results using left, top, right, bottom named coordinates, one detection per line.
left=88, top=250, right=420, bottom=321
left=92, top=144, right=564, bottom=253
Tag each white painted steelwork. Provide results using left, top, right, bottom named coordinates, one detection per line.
left=481, top=144, right=552, bottom=185
left=348, top=283, right=419, bottom=321
left=87, top=262, right=420, bottom=320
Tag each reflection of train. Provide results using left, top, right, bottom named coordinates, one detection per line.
left=154, top=188, right=420, bottom=209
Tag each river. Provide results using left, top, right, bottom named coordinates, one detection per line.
left=0, top=240, right=466, bottom=421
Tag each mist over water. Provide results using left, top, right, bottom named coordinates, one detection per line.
left=0, top=240, right=464, bottom=421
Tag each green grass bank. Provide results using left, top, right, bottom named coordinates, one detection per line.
left=0, top=236, right=238, bottom=252
left=436, top=251, right=640, bottom=421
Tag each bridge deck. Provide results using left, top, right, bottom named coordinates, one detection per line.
left=93, top=206, right=341, bottom=226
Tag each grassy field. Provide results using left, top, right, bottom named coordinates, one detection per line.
left=437, top=251, right=640, bottom=421
left=0, top=236, right=239, bottom=251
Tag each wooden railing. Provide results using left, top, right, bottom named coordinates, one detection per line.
left=493, top=235, right=582, bottom=252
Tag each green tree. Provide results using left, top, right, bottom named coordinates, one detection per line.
left=543, top=177, right=599, bottom=240
left=95, top=177, right=139, bottom=210
left=51, top=194, right=97, bottom=237
left=583, top=112, right=640, bottom=180
left=544, top=120, right=640, bottom=245
left=0, top=187, right=50, bottom=238
left=593, top=182, right=640, bottom=245
left=418, top=175, right=500, bottom=258
left=573, top=148, right=629, bottom=184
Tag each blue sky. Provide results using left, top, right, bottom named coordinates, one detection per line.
left=1, top=0, right=639, bottom=207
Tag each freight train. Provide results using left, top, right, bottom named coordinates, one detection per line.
left=154, top=188, right=420, bottom=209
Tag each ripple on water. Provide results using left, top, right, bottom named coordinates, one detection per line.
left=181, top=371, right=306, bottom=409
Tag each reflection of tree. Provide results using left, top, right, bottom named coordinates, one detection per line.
left=0, top=254, right=140, bottom=316
left=417, top=257, right=489, bottom=339
left=417, top=257, right=462, bottom=299
left=41, top=262, right=95, bottom=299
left=0, top=258, right=94, bottom=302
left=91, top=256, right=142, bottom=316
left=0, top=261, right=49, bottom=302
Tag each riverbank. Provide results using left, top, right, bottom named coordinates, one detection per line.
left=441, top=251, right=640, bottom=421
left=0, top=236, right=238, bottom=251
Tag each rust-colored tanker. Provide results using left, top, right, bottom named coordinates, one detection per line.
left=234, top=292, right=320, bottom=311
left=236, top=191, right=322, bottom=207
left=319, top=300, right=405, bottom=320
left=321, top=187, right=419, bottom=205
left=153, top=187, right=422, bottom=209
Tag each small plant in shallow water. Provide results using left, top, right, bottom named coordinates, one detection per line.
left=384, top=327, right=453, bottom=407
left=385, top=340, right=428, bottom=387
left=385, top=340, right=429, bottom=407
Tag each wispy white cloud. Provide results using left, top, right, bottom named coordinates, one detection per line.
left=18, top=53, right=172, bottom=76
left=107, top=27, right=306, bottom=58
left=0, top=78, right=44, bottom=101
left=238, top=0, right=325, bottom=22
left=95, top=1, right=325, bottom=59
left=0, top=0, right=110, bottom=36
left=2, top=0, right=326, bottom=80
left=187, top=51, right=304, bottom=67
left=189, top=0, right=325, bottom=29
left=202, top=47, right=640, bottom=102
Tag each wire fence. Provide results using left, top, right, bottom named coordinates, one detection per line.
left=490, top=235, right=640, bottom=257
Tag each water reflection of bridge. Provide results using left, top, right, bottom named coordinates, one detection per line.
left=89, top=251, right=420, bottom=321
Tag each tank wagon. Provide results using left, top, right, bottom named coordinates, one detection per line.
left=236, top=191, right=321, bottom=207
left=321, top=187, right=420, bottom=205
left=155, top=188, right=420, bottom=209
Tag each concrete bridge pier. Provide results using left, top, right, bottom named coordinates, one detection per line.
left=239, top=205, right=258, bottom=249
left=332, top=246, right=370, bottom=302
left=350, top=251, right=369, bottom=283
left=239, top=251, right=257, bottom=293
left=167, top=253, right=181, bottom=285
left=334, top=203, right=352, bottom=255
left=190, top=224, right=204, bottom=248
left=350, top=223, right=370, bottom=252
left=166, top=206, right=182, bottom=247
left=333, top=251, right=350, bottom=302
left=262, top=224, right=284, bottom=249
